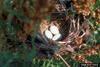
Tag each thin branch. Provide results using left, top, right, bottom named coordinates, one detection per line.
left=77, top=18, right=80, bottom=31
left=55, top=53, right=70, bottom=67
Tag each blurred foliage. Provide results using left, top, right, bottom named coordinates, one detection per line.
left=0, top=0, right=100, bottom=67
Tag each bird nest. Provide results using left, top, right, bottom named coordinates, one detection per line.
left=34, top=14, right=90, bottom=58
left=33, top=1, right=100, bottom=66
left=34, top=0, right=91, bottom=59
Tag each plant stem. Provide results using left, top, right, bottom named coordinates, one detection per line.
left=55, top=53, right=70, bottom=67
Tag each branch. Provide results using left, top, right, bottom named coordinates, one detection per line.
left=55, top=53, right=70, bottom=67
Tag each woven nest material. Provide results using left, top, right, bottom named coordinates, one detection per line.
left=34, top=14, right=90, bottom=58
left=34, top=0, right=91, bottom=58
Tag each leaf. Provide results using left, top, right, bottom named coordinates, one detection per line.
left=86, top=55, right=100, bottom=63
left=3, top=0, right=13, bottom=11
left=12, top=10, right=31, bottom=23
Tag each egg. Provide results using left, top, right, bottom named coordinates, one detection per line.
left=50, top=25, right=59, bottom=34
left=44, top=29, right=53, bottom=39
left=52, top=34, right=61, bottom=41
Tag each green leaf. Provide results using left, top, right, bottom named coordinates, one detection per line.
left=86, top=55, right=100, bottom=63
left=3, top=0, right=13, bottom=11
left=12, top=10, right=31, bottom=23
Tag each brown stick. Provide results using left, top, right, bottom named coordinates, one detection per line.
left=55, top=53, right=70, bottom=67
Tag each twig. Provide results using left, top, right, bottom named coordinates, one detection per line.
left=80, top=30, right=86, bottom=38
left=77, top=18, right=80, bottom=31
left=55, top=53, right=70, bottom=67
left=72, top=19, right=76, bottom=30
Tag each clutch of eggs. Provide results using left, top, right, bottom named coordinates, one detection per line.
left=44, top=25, right=61, bottom=41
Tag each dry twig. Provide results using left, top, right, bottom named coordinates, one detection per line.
left=55, top=53, right=70, bottom=67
